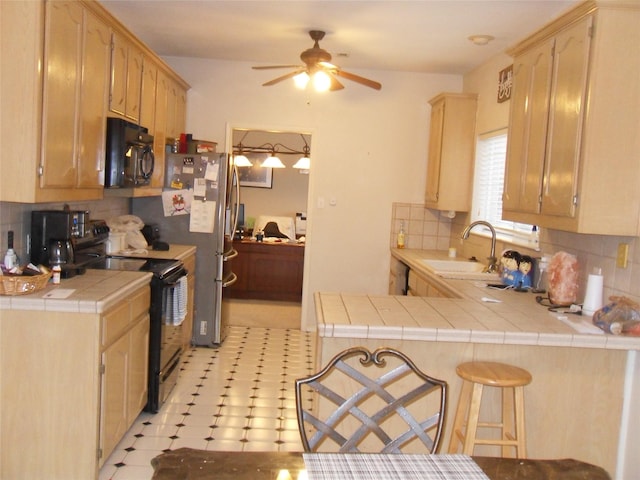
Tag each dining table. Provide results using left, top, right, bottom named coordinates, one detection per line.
left=150, top=448, right=611, bottom=480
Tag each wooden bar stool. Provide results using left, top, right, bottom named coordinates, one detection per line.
left=448, top=361, right=532, bottom=458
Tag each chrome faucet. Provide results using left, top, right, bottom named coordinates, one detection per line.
left=461, top=220, right=498, bottom=273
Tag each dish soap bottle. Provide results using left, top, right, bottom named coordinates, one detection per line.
left=3, top=231, right=18, bottom=270
left=397, top=222, right=405, bottom=249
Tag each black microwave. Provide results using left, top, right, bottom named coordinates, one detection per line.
left=105, top=118, right=154, bottom=188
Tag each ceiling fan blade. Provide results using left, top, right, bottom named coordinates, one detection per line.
left=262, top=70, right=302, bottom=87
left=334, top=69, right=382, bottom=90
left=252, top=65, right=302, bottom=70
left=329, top=74, right=344, bottom=91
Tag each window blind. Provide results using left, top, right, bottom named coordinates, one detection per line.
left=472, top=129, right=534, bottom=238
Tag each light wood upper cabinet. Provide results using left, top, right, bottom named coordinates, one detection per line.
left=502, top=39, right=554, bottom=215
left=78, top=8, right=111, bottom=188
left=40, top=1, right=83, bottom=189
left=424, top=93, right=478, bottom=212
left=0, top=0, right=189, bottom=203
left=140, top=57, right=158, bottom=132
left=151, top=69, right=170, bottom=188
left=503, top=1, right=640, bottom=235
left=110, top=31, right=143, bottom=122
left=40, top=1, right=110, bottom=193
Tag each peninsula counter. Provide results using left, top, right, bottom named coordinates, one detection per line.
left=313, top=251, right=640, bottom=478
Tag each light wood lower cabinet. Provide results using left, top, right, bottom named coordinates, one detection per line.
left=181, top=252, right=196, bottom=350
left=0, top=283, right=150, bottom=480
left=407, top=269, right=454, bottom=298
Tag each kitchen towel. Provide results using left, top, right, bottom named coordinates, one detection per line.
left=166, top=277, right=188, bottom=326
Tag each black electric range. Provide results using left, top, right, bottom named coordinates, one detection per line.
left=85, top=255, right=184, bottom=280
left=84, top=252, right=187, bottom=413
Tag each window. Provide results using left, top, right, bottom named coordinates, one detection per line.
left=471, top=129, right=538, bottom=247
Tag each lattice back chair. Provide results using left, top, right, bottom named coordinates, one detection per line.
left=295, top=347, right=447, bottom=453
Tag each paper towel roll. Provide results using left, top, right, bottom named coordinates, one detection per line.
left=582, top=273, right=604, bottom=316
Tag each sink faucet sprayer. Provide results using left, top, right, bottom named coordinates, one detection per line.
left=461, top=220, right=498, bottom=273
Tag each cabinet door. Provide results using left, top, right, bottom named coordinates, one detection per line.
left=425, top=99, right=444, bottom=204
left=503, top=39, right=553, bottom=214
left=77, top=9, right=110, bottom=188
left=126, top=45, right=143, bottom=122
left=110, top=32, right=128, bottom=117
left=110, top=33, right=142, bottom=122
left=151, top=70, right=170, bottom=188
left=100, top=334, right=129, bottom=465
left=166, top=80, right=179, bottom=139
left=128, top=314, right=149, bottom=425
left=41, top=0, right=83, bottom=188
left=541, top=16, right=592, bottom=218
left=140, top=58, right=157, bottom=132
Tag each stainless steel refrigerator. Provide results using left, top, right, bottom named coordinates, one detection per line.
left=132, top=152, right=239, bottom=345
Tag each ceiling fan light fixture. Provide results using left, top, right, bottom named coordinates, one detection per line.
left=294, top=71, right=310, bottom=89
left=261, top=154, right=285, bottom=168
left=312, top=70, right=331, bottom=92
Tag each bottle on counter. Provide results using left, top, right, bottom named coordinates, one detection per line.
left=3, top=231, right=18, bottom=270
left=52, top=265, right=61, bottom=285
left=530, top=225, right=540, bottom=250
left=397, top=222, right=405, bottom=249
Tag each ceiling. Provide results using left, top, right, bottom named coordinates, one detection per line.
left=99, top=0, right=578, bottom=76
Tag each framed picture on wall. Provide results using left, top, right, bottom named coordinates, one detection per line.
left=238, top=154, right=273, bottom=188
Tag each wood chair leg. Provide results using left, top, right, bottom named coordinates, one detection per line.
left=462, top=382, right=484, bottom=455
left=514, top=385, right=527, bottom=458
left=502, top=386, right=515, bottom=458
left=448, top=380, right=472, bottom=453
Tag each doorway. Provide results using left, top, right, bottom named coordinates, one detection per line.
left=226, top=126, right=312, bottom=329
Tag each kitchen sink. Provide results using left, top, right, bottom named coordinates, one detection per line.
left=420, top=259, right=499, bottom=280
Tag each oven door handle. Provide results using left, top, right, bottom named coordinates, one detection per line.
left=163, top=270, right=187, bottom=285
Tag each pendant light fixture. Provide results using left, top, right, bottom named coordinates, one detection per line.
left=232, top=143, right=253, bottom=167
left=232, top=132, right=311, bottom=170
left=233, top=154, right=252, bottom=167
left=292, top=144, right=311, bottom=170
left=261, top=150, right=286, bottom=168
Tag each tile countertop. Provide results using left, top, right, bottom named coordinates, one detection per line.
left=0, top=270, right=152, bottom=314
left=111, top=244, right=196, bottom=261
left=313, top=248, right=640, bottom=351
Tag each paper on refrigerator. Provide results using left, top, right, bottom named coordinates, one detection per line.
left=189, top=200, right=216, bottom=233
left=161, top=189, right=192, bottom=216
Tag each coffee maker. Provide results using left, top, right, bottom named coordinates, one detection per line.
left=30, top=210, right=89, bottom=277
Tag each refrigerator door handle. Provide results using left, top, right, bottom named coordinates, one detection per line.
left=232, top=162, right=240, bottom=235
left=222, top=272, right=238, bottom=288
left=223, top=248, right=238, bottom=261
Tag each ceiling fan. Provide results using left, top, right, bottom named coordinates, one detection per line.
left=252, top=30, right=382, bottom=91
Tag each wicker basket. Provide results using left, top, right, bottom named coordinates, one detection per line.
left=0, top=272, right=52, bottom=296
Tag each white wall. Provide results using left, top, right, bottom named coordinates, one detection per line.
left=165, top=57, right=461, bottom=329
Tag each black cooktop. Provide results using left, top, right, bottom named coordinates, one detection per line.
left=85, top=256, right=184, bottom=280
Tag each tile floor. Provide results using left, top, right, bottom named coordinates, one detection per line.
left=99, top=325, right=315, bottom=480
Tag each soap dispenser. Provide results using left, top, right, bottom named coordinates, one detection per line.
left=397, top=222, right=405, bottom=249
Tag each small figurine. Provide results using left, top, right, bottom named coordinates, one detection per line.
left=515, top=255, right=534, bottom=289
left=500, top=250, right=521, bottom=286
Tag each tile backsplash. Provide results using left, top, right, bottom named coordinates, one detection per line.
left=392, top=202, right=640, bottom=306
left=391, top=202, right=452, bottom=251
left=0, top=198, right=129, bottom=265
